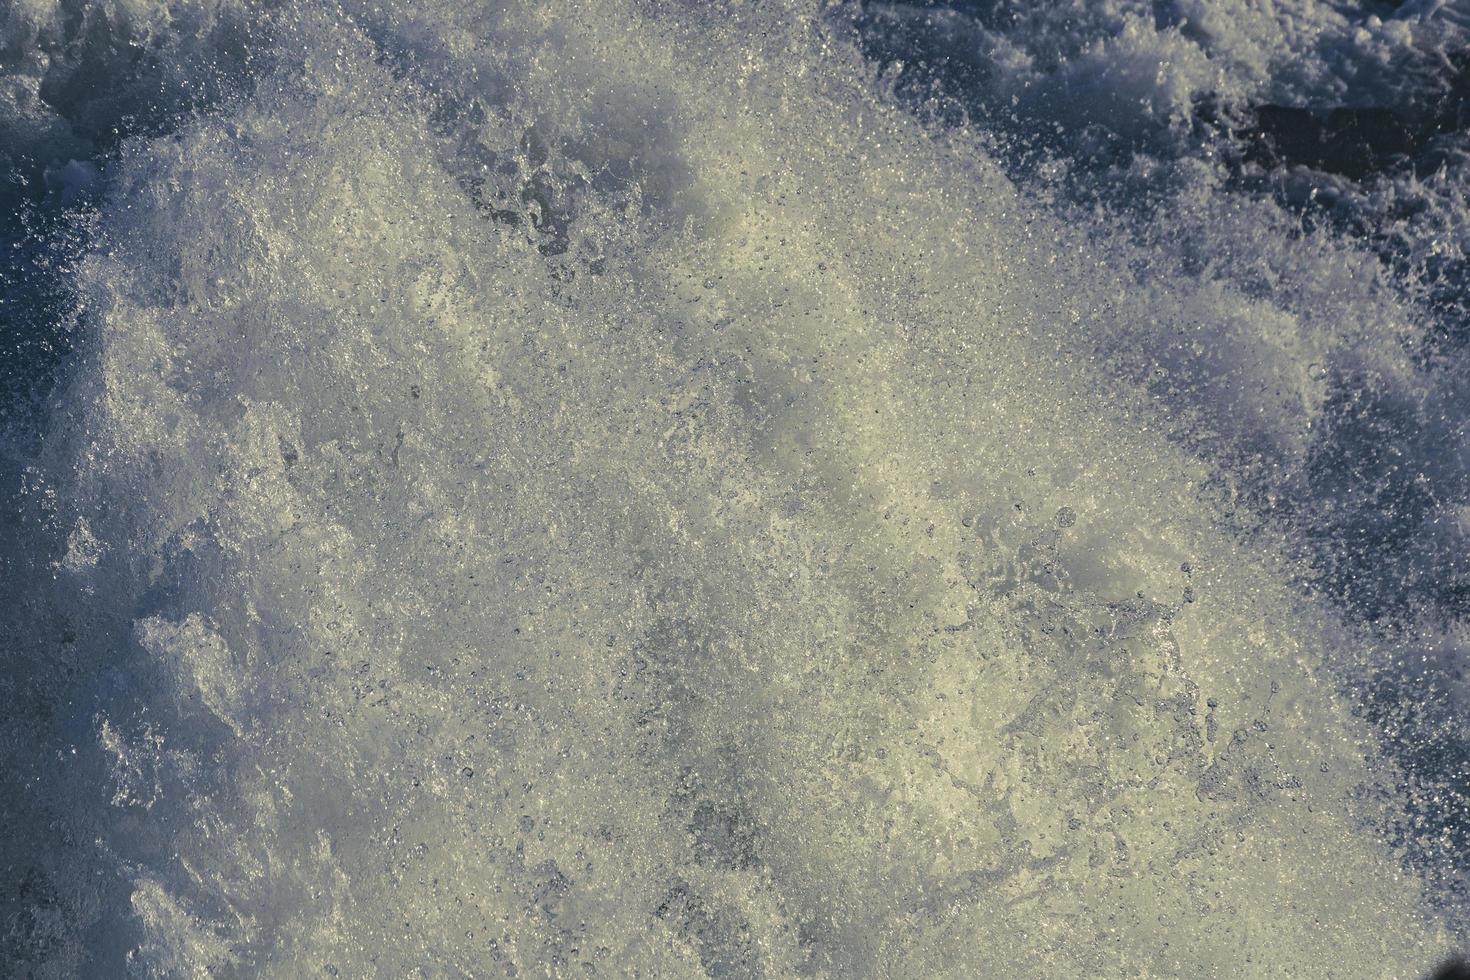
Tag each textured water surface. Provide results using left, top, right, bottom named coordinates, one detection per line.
left=1, top=1, right=1469, bottom=976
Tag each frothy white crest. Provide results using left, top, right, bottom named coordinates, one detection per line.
left=3, top=0, right=1463, bottom=976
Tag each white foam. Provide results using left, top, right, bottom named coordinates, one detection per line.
left=4, top=0, right=1464, bottom=975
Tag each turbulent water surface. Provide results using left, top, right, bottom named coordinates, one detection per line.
left=3, top=0, right=1470, bottom=976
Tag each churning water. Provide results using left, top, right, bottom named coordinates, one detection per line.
left=2, top=0, right=1470, bottom=975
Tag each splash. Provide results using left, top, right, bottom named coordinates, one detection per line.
left=1, top=0, right=1466, bottom=975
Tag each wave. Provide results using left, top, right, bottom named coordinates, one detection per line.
left=1, top=0, right=1466, bottom=975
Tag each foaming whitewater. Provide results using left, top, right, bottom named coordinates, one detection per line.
left=1, top=0, right=1467, bottom=976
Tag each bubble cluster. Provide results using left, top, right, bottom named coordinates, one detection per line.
left=0, top=0, right=1464, bottom=976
